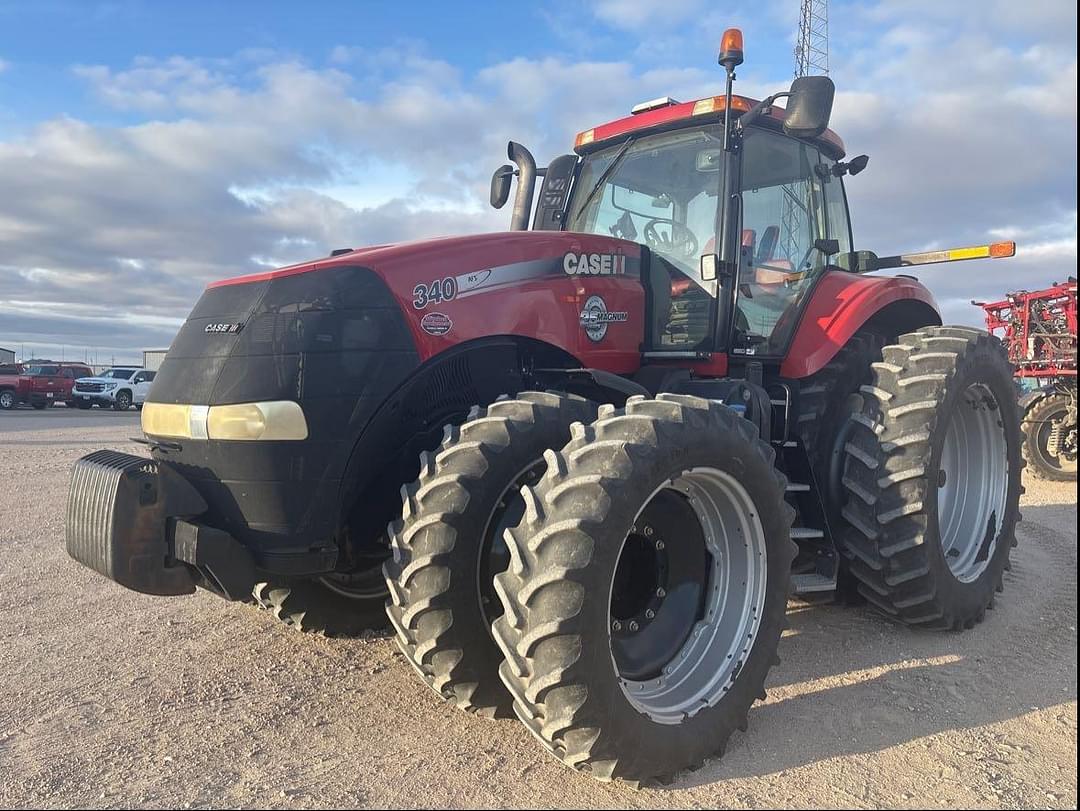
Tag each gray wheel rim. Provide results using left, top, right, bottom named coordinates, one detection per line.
left=0, top=391, right=12, bottom=408
left=938, top=383, right=1009, bottom=583
left=477, top=459, right=545, bottom=631
left=612, top=467, right=769, bottom=724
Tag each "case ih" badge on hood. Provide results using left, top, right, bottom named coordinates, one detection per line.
left=204, top=322, right=244, bottom=334
left=563, top=252, right=627, bottom=276
left=580, top=295, right=628, bottom=342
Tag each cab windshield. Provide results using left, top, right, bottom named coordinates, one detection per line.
left=566, top=125, right=723, bottom=350
left=100, top=368, right=135, bottom=379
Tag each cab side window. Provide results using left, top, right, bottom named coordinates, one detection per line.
left=819, top=163, right=852, bottom=255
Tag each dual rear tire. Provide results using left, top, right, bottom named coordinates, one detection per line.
left=387, top=391, right=795, bottom=783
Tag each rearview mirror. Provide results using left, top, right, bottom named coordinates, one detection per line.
left=490, top=164, right=514, bottom=209
left=695, top=148, right=722, bottom=172
left=783, top=76, right=835, bottom=140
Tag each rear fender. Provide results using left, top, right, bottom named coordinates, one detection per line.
left=781, top=271, right=941, bottom=378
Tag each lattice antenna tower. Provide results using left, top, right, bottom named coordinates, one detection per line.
left=780, top=0, right=829, bottom=266
left=794, top=0, right=829, bottom=78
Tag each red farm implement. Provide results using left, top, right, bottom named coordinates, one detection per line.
left=978, top=279, right=1077, bottom=480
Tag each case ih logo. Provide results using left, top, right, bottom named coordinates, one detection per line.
left=579, top=295, right=628, bottom=342
left=204, top=322, right=244, bottom=334
left=420, top=312, right=453, bottom=336
left=563, top=252, right=627, bottom=276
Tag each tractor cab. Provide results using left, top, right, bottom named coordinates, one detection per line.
left=493, top=28, right=854, bottom=363
left=563, top=110, right=852, bottom=358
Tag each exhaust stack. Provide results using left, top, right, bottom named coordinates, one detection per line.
left=507, top=141, right=537, bottom=231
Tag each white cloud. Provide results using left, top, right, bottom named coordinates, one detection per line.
left=0, top=1, right=1076, bottom=357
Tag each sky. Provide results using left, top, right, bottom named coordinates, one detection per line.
left=0, top=0, right=1076, bottom=365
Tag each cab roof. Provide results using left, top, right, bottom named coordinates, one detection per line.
left=574, top=93, right=845, bottom=159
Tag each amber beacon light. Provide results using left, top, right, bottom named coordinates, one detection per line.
left=718, top=28, right=744, bottom=69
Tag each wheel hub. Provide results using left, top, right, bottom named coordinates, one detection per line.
left=610, top=495, right=707, bottom=681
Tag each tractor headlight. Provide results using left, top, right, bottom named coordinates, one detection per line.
left=207, top=401, right=308, bottom=440
left=141, top=401, right=308, bottom=441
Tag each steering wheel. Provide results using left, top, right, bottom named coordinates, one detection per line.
left=644, top=219, right=698, bottom=260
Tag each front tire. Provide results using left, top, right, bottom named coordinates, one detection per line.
left=492, top=394, right=795, bottom=784
left=384, top=391, right=597, bottom=716
left=113, top=390, right=132, bottom=411
left=0, top=390, right=14, bottom=410
left=840, top=326, right=1022, bottom=629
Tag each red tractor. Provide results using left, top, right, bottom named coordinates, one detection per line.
left=66, top=31, right=1023, bottom=785
left=978, top=279, right=1077, bottom=480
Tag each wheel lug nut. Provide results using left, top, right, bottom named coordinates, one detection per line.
left=644, top=526, right=654, bottom=537
left=656, top=587, right=666, bottom=598
left=655, top=539, right=665, bottom=550
left=645, top=609, right=656, bottom=619
left=628, top=620, right=639, bottom=632
left=612, top=620, right=622, bottom=632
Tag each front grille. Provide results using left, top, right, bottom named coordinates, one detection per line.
left=75, top=382, right=105, bottom=393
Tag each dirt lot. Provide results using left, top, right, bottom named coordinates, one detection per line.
left=0, top=409, right=1075, bottom=809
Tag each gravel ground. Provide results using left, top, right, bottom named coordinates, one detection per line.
left=0, top=409, right=1076, bottom=809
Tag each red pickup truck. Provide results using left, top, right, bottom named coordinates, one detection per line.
left=0, top=363, right=24, bottom=410
left=6, top=362, right=94, bottom=409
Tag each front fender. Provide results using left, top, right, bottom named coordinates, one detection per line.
left=781, top=271, right=941, bottom=378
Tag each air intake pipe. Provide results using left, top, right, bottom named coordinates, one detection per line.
left=507, top=141, right=537, bottom=231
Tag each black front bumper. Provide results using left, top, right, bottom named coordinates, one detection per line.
left=66, top=450, right=256, bottom=600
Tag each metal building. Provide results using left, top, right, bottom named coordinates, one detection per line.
left=0, top=347, right=16, bottom=365
left=142, top=349, right=169, bottom=371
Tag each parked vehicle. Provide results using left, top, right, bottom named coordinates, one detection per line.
left=67, top=30, right=1022, bottom=785
left=72, top=367, right=156, bottom=410
left=0, top=362, right=24, bottom=410
left=17, top=363, right=94, bottom=408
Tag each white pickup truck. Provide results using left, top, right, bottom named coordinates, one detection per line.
left=72, top=367, right=156, bottom=410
